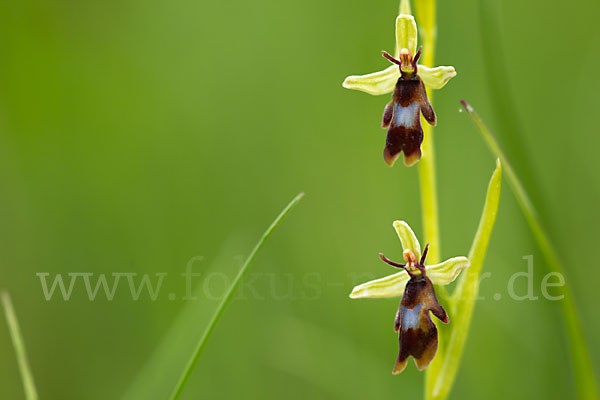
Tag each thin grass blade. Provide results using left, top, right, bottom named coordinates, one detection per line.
left=478, top=0, right=539, bottom=198
left=426, top=160, right=502, bottom=400
left=1, top=291, right=39, bottom=400
left=167, top=192, right=304, bottom=400
left=461, top=100, right=599, bottom=400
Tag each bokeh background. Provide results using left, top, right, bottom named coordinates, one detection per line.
left=1, top=0, right=599, bottom=398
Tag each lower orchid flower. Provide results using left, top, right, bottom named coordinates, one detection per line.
left=349, top=220, right=469, bottom=373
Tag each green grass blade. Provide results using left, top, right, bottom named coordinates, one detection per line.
left=478, top=0, right=539, bottom=199
left=461, top=100, right=599, bottom=400
left=1, top=291, right=39, bottom=400
left=427, top=160, right=502, bottom=400
left=167, top=192, right=304, bottom=400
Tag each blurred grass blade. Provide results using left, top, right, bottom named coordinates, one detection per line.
left=461, top=100, right=599, bottom=400
left=427, top=160, right=502, bottom=400
left=478, top=0, right=539, bottom=199
left=1, top=291, right=39, bottom=400
left=167, top=192, right=304, bottom=400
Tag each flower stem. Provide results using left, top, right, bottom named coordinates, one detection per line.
left=412, top=0, right=445, bottom=397
left=415, top=0, right=439, bottom=266
left=417, top=125, right=440, bottom=264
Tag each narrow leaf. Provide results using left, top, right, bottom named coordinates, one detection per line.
left=478, top=0, right=539, bottom=195
left=1, top=291, right=39, bottom=400
left=427, top=160, right=502, bottom=400
left=461, top=100, right=599, bottom=400
left=167, top=192, right=304, bottom=400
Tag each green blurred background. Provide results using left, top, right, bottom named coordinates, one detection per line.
left=1, top=0, right=599, bottom=398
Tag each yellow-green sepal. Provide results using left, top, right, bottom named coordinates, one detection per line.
left=395, top=15, right=418, bottom=56
left=342, top=65, right=399, bottom=95
left=417, top=65, right=457, bottom=89
left=349, top=271, right=408, bottom=299
left=393, top=220, right=421, bottom=260
left=427, top=257, right=469, bottom=286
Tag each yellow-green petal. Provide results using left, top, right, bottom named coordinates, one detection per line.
left=342, top=65, right=399, bottom=95
left=395, top=15, right=418, bottom=55
left=349, top=271, right=408, bottom=299
left=426, top=257, right=469, bottom=286
left=417, top=64, right=457, bottom=89
left=393, top=220, right=421, bottom=260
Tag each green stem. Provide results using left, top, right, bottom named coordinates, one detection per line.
left=415, top=0, right=439, bottom=266
left=168, top=192, right=304, bottom=400
left=417, top=124, right=440, bottom=265
left=461, top=101, right=599, bottom=400
left=1, top=291, right=39, bottom=400
left=412, top=0, right=445, bottom=397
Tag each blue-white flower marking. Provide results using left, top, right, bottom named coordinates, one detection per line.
left=401, top=303, right=423, bottom=330
left=393, top=101, right=420, bottom=128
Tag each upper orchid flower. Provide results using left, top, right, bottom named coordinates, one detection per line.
left=342, top=11, right=456, bottom=166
